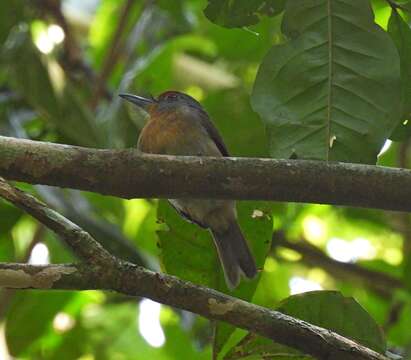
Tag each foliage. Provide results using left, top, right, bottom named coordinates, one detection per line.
left=1, top=0, right=411, bottom=359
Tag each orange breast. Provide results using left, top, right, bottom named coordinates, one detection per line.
left=138, top=111, right=197, bottom=155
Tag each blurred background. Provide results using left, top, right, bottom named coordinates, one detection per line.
left=0, top=0, right=410, bottom=359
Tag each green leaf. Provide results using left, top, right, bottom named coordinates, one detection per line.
left=388, top=9, right=411, bottom=141
left=224, top=291, right=386, bottom=359
left=157, top=201, right=271, bottom=289
left=224, top=334, right=311, bottom=359
left=5, top=291, right=76, bottom=356
left=204, top=0, right=285, bottom=28
left=403, top=255, right=411, bottom=293
left=0, top=0, right=25, bottom=45
left=251, top=0, right=401, bottom=163
left=158, top=200, right=272, bottom=359
left=1, top=26, right=102, bottom=147
left=277, top=291, right=385, bottom=353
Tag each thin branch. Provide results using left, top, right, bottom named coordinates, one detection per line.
left=275, top=234, right=403, bottom=297
left=385, top=0, right=410, bottom=13
left=0, top=262, right=389, bottom=360
left=91, top=0, right=136, bottom=106
left=1, top=136, right=411, bottom=211
left=33, top=0, right=112, bottom=100
left=0, top=178, right=114, bottom=267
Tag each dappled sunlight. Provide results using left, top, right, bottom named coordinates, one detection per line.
left=0, top=324, right=10, bottom=360
left=302, top=215, right=327, bottom=246
left=53, top=312, right=75, bottom=333
left=289, top=276, right=322, bottom=295
left=32, top=22, right=65, bottom=54
left=28, top=242, right=50, bottom=265
left=378, top=139, right=392, bottom=157
left=123, top=199, right=152, bottom=238
left=138, top=299, right=166, bottom=348
left=326, top=237, right=376, bottom=263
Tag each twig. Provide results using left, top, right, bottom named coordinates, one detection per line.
left=91, top=0, right=136, bottom=106
left=385, top=0, right=410, bottom=13
left=2, top=136, right=411, bottom=211
left=0, top=178, right=114, bottom=267
left=33, top=0, right=112, bottom=100
left=274, top=233, right=403, bottom=297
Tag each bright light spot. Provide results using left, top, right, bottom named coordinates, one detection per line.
left=34, top=24, right=65, bottom=54
left=263, top=257, right=277, bottom=273
left=53, top=312, right=75, bottom=333
left=123, top=199, right=151, bottom=238
left=378, top=139, right=392, bottom=156
left=47, top=24, right=65, bottom=44
left=383, top=248, right=403, bottom=265
left=307, top=268, right=327, bottom=284
left=278, top=248, right=301, bottom=262
left=327, top=237, right=376, bottom=263
left=185, top=86, right=204, bottom=102
left=77, top=355, right=94, bottom=360
left=302, top=216, right=326, bottom=245
left=403, top=120, right=409, bottom=125
left=35, top=32, right=54, bottom=54
left=352, top=238, right=376, bottom=260
left=138, top=299, right=165, bottom=348
left=289, top=277, right=322, bottom=295
left=28, top=243, right=49, bottom=265
left=326, top=238, right=354, bottom=263
left=0, top=324, right=11, bottom=360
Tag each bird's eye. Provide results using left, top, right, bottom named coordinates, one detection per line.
left=166, top=93, right=178, bottom=100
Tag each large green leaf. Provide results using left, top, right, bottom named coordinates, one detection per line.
left=158, top=200, right=272, bottom=358
left=204, top=0, right=285, bottom=28
left=157, top=201, right=271, bottom=290
left=388, top=9, right=411, bottom=141
left=252, top=0, right=401, bottom=163
left=224, top=291, right=386, bottom=359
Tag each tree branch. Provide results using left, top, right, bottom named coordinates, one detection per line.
left=91, top=0, right=136, bottom=106
left=0, top=177, right=115, bottom=267
left=275, top=233, right=403, bottom=297
left=0, top=175, right=390, bottom=360
left=0, top=262, right=389, bottom=360
left=1, top=136, right=411, bottom=212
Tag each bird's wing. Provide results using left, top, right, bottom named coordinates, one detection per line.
left=197, top=109, right=230, bottom=157
left=168, top=200, right=208, bottom=228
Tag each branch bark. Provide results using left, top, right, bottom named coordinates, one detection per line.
left=0, top=262, right=389, bottom=360
left=0, top=175, right=390, bottom=360
left=1, top=136, right=411, bottom=212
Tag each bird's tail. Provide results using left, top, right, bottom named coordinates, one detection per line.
left=211, top=222, right=257, bottom=289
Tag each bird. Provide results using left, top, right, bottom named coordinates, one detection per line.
left=119, top=91, right=257, bottom=289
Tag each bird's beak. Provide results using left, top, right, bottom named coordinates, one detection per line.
left=119, top=93, right=156, bottom=110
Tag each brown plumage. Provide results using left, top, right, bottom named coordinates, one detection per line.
left=120, top=91, right=257, bottom=288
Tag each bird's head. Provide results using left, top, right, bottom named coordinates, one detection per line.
left=119, top=91, right=202, bottom=114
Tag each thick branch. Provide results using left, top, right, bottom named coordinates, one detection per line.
left=0, top=262, right=388, bottom=360
left=1, top=136, right=411, bottom=211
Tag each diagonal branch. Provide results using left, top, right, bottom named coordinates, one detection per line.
left=0, top=262, right=389, bottom=360
left=1, top=136, right=411, bottom=211
left=274, top=233, right=403, bottom=297
left=0, top=177, right=114, bottom=267
left=0, top=176, right=389, bottom=360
